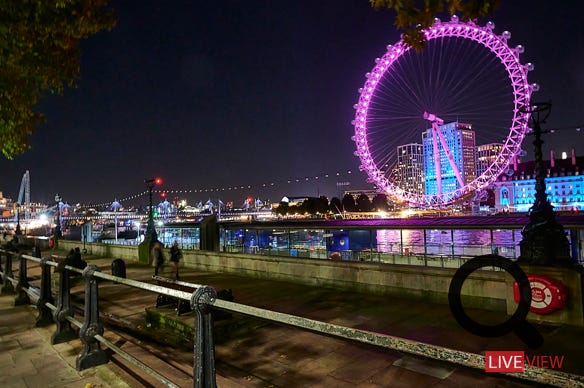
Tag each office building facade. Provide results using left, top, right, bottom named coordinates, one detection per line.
left=396, top=143, right=424, bottom=195
left=422, top=122, right=477, bottom=195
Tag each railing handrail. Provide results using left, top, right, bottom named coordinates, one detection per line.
left=0, top=263, right=179, bottom=388
left=2, top=248, right=583, bottom=387
left=151, top=275, right=204, bottom=289
left=1, top=249, right=191, bottom=386
left=42, top=254, right=200, bottom=300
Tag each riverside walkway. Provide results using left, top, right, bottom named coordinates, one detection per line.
left=2, top=249, right=584, bottom=387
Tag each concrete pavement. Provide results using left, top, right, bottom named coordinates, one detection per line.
left=2, top=248, right=584, bottom=387
left=0, top=290, right=132, bottom=387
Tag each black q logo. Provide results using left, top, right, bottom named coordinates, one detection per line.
left=448, top=255, right=543, bottom=349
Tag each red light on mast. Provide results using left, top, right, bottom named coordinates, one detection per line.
left=155, top=177, right=162, bottom=185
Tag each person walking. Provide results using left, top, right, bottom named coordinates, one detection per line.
left=169, top=241, right=182, bottom=280
left=151, top=241, right=165, bottom=276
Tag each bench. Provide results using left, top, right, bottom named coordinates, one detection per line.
left=152, top=275, right=234, bottom=318
left=152, top=275, right=195, bottom=315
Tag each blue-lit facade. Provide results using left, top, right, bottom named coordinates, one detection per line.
left=494, top=155, right=584, bottom=212
left=423, top=122, right=476, bottom=195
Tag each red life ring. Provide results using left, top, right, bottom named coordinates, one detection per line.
left=513, top=274, right=566, bottom=315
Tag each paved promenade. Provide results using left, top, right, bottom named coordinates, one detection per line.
left=0, top=288, right=130, bottom=387
left=2, top=249, right=584, bottom=387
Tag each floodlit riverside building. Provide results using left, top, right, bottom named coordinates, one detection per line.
left=477, top=142, right=504, bottom=178
left=494, top=150, right=584, bottom=213
left=423, top=122, right=477, bottom=195
left=396, top=143, right=424, bottom=195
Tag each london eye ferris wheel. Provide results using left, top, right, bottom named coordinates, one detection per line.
left=352, top=16, right=536, bottom=207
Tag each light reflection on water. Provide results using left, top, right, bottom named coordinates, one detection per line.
left=377, top=229, right=522, bottom=258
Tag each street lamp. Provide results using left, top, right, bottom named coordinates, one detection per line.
left=111, top=200, right=121, bottom=243
left=518, top=103, right=572, bottom=266
left=15, top=203, right=22, bottom=236
left=54, top=194, right=62, bottom=239
left=134, top=221, right=141, bottom=242
left=144, top=178, right=161, bottom=243
left=81, top=223, right=87, bottom=254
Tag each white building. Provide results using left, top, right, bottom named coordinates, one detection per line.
left=494, top=150, right=584, bottom=213
left=396, top=143, right=424, bottom=195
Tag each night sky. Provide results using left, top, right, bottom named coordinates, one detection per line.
left=1, top=0, right=582, bottom=207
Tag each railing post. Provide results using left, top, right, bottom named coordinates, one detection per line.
left=36, top=258, right=55, bottom=326
left=451, top=229, right=455, bottom=259
left=76, top=265, right=107, bottom=370
left=0, top=251, right=3, bottom=285
left=52, top=259, right=76, bottom=344
left=14, top=253, right=30, bottom=305
left=191, top=285, right=217, bottom=388
left=2, top=252, right=16, bottom=294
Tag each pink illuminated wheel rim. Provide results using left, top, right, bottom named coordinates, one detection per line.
left=352, top=17, right=535, bottom=207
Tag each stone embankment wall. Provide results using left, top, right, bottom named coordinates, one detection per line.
left=54, top=239, right=582, bottom=326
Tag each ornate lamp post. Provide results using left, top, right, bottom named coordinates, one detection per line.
left=81, top=222, right=88, bottom=254
left=15, top=203, right=22, bottom=236
left=54, top=194, right=62, bottom=239
left=138, top=178, right=162, bottom=264
left=111, top=200, right=121, bottom=243
left=518, top=103, right=572, bottom=266
left=144, top=178, right=161, bottom=243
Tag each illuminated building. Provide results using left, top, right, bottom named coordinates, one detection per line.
left=494, top=150, right=584, bottom=212
left=477, top=143, right=504, bottom=177
left=422, top=122, right=477, bottom=195
left=396, top=143, right=424, bottom=194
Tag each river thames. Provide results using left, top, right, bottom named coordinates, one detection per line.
left=376, top=228, right=522, bottom=258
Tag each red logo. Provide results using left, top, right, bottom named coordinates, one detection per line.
left=525, top=355, right=565, bottom=369
left=513, top=274, right=566, bottom=315
left=485, top=351, right=524, bottom=372
left=485, top=351, right=565, bottom=372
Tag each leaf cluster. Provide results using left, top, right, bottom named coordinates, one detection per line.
left=370, top=0, right=501, bottom=49
left=0, top=0, right=115, bottom=159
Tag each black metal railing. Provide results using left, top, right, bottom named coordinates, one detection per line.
left=0, top=248, right=209, bottom=387
left=1, top=248, right=582, bottom=387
